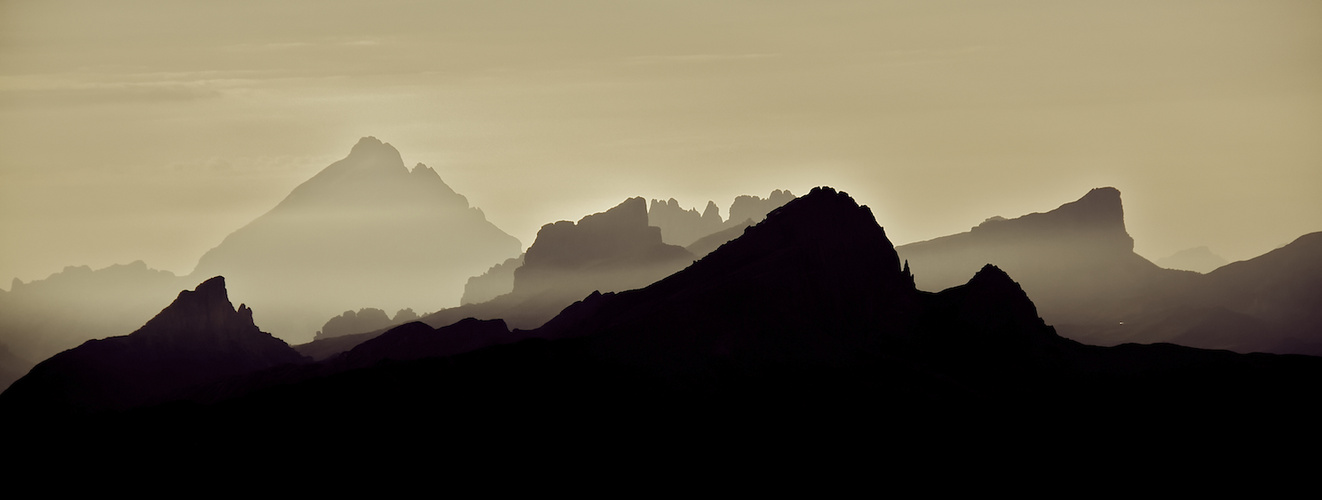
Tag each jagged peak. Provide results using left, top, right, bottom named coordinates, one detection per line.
left=703, top=200, right=721, bottom=220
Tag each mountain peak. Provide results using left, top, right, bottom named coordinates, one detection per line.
left=340, top=136, right=405, bottom=171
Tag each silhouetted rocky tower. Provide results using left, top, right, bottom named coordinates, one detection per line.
left=515, top=197, right=693, bottom=298
left=0, top=277, right=306, bottom=415
left=190, top=137, right=522, bottom=343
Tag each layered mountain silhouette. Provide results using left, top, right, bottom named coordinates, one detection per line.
left=189, top=137, right=522, bottom=343
left=456, top=190, right=795, bottom=308
left=295, top=197, right=695, bottom=360
left=0, top=277, right=305, bottom=416
left=897, top=188, right=1322, bottom=354
left=0, top=138, right=522, bottom=384
left=4, top=187, right=1320, bottom=445
left=0, top=261, right=186, bottom=391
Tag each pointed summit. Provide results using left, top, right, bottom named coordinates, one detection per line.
left=190, top=137, right=522, bottom=343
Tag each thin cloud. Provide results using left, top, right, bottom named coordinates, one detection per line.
left=624, top=53, right=781, bottom=65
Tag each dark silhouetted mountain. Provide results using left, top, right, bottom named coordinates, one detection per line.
left=0, top=260, right=186, bottom=391
left=648, top=198, right=724, bottom=247
left=0, top=277, right=306, bottom=416
left=897, top=187, right=1322, bottom=355
left=1155, top=245, right=1229, bottom=273
left=461, top=254, right=523, bottom=305
left=189, top=137, right=522, bottom=344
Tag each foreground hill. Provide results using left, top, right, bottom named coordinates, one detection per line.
left=898, top=188, right=1322, bottom=354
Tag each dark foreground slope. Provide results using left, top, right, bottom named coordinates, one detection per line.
left=0, top=277, right=306, bottom=416
left=7, top=188, right=1320, bottom=456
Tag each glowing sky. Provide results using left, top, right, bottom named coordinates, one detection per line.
left=3, top=0, right=1320, bottom=286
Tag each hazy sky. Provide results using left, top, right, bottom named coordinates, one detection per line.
left=2, top=0, right=1320, bottom=286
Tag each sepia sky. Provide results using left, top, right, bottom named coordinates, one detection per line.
left=2, top=0, right=1320, bottom=286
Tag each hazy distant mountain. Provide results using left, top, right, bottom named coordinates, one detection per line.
left=1155, top=246, right=1229, bottom=273
left=648, top=198, right=723, bottom=247
left=294, top=196, right=695, bottom=360
left=897, top=187, right=1322, bottom=354
left=0, top=277, right=306, bottom=416
left=314, top=307, right=419, bottom=341
left=0, top=261, right=185, bottom=391
left=1090, top=231, right=1322, bottom=354
left=57, top=187, right=1319, bottom=442
left=190, top=137, right=522, bottom=343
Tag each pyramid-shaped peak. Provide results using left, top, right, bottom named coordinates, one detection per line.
left=351, top=135, right=390, bottom=153
left=967, top=264, right=1015, bottom=288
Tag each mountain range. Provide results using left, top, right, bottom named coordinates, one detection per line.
left=4, top=187, right=1320, bottom=451
left=3, top=137, right=1320, bottom=440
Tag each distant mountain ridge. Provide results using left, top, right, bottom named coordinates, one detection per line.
left=898, top=187, right=1322, bottom=354
left=1155, top=246, right=1229, bottom=273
